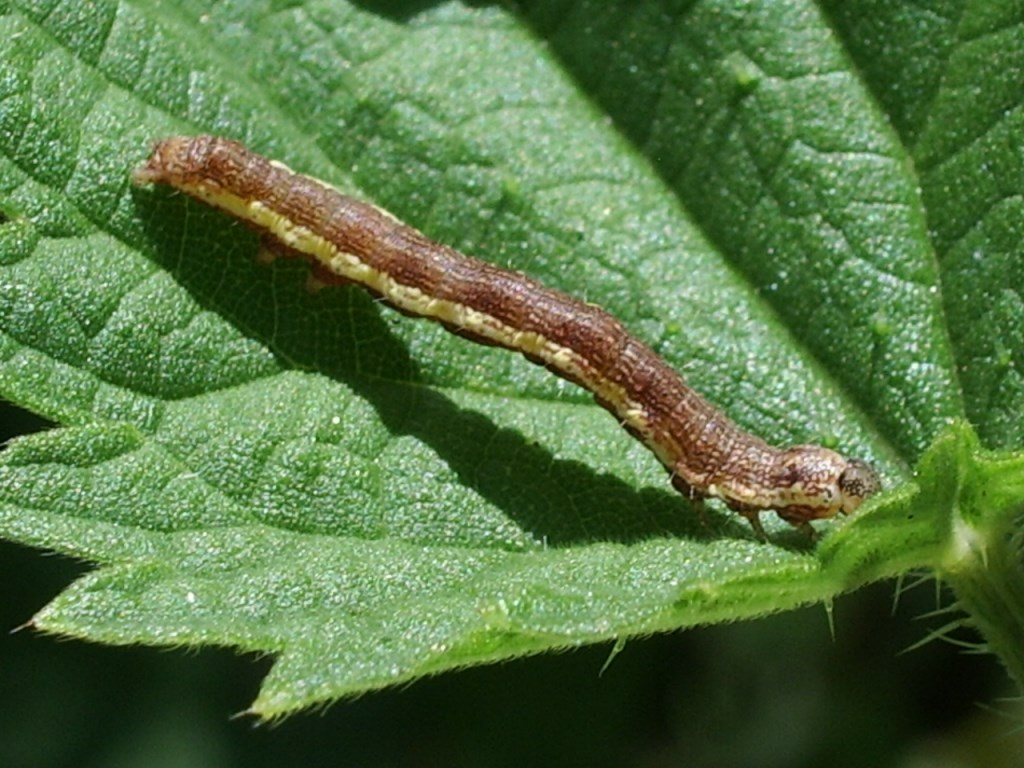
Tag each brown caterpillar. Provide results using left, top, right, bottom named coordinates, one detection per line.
left=134, top=135, right=881, bottom=538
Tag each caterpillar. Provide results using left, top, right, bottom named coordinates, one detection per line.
left=134, top=135, right=881, bottom=538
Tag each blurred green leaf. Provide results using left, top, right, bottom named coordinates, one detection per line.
left=0, top=1, right=1021, bottom=716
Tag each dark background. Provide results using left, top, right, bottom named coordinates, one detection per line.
left=2, top=400, right=1018, bottom=768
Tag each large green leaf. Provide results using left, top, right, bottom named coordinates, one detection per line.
left=1, top=0, right=1022, bottom=717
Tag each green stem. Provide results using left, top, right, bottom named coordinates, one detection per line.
left=943, top=443, right=1024, bottom=692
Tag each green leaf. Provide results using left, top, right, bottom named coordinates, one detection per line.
left=1, top=1, right=1022, bottom=717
